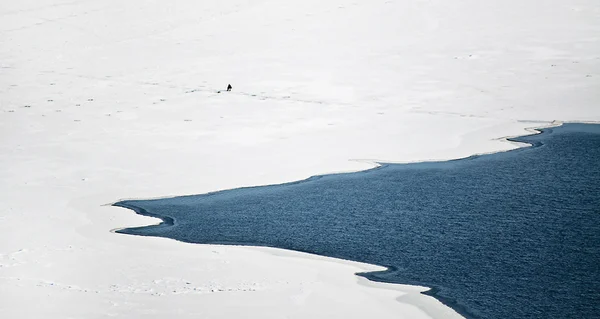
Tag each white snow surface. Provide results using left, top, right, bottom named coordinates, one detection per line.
left=1, top=0, right=599, bottom=318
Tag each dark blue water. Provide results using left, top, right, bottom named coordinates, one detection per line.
left=115, top=123, right=600, bottom=319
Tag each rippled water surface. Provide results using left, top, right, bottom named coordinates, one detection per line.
left=116, top=124, right=600, bottom=319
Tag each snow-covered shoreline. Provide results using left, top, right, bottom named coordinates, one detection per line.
left=0, top=117, right=550, bottom=319
left=2, top=0, right=599, bottom=318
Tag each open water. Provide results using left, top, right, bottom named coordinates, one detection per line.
left=116, top=124, right=600, bottom=318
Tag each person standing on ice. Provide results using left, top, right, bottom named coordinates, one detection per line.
left=226, top=84, right=232, bottom=92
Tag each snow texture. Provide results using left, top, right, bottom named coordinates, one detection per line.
left=1, top=0, right=599, bottom=318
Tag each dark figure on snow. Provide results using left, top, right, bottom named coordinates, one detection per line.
left=226, top=84, right=232, bottom=91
